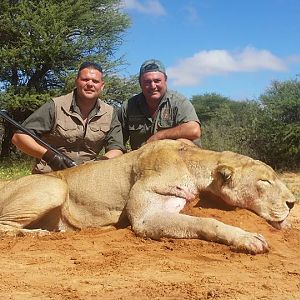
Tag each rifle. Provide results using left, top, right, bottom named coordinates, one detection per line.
left=0, top=109, right=77, bottom=167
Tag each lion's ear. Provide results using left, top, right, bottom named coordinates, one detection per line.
left=213, top=165, right=234, bottom=185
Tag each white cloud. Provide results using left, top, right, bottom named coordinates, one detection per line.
left=121, top=0, right=166, bottom=16
left=167, top=47, right=288, bottom=86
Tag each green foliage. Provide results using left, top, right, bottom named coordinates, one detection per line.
left=191, top=93, right=232, bottom=123
left=197, top=99, right=261, bottom=158
left=102, top=75, right=140, bottom=106
left=0, top=91, right=51, bottom=111
left=256, top=79, right=300, bottom=168
left=0, top=0, right=130, bottom=93
left=260, top=80, right=300, bottom=122
left=192, top=78, right=300, bottom=170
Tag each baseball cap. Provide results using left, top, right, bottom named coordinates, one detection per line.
left=139, top=59, right=166, bottom=77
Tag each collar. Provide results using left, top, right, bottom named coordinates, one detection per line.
left=137, top=90, right=169, bottom=115
left=65, top=89, right=104, bottom=118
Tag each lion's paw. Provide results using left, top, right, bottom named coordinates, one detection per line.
left=234, top=232, right=269, bottom=254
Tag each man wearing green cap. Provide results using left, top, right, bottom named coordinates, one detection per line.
left=118, top=59, right=201, bottom=150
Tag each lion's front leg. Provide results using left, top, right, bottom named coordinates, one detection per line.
left=131, top=209, right=269, bottom=254
left=126, top=182, right=269, bottom=254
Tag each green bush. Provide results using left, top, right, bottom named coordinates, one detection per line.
left=192, top=79, right=300, bottom=170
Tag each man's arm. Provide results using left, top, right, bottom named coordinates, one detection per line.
left=117, top=102, right=129, bottom=146
left=104, top=108, right=126, bottom=158
left=146, top=121, right=201, bottom=143
left=11, top=101, right=76, bottom=170
left=12, top=133, right=47, bottom=159
left=11, top=101, right=54, bottom=159
left=103, top=149, right=123, bottom=158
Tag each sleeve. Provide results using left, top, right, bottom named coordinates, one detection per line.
left=105, top=108, right=126, bottom=152
left=175, top=98, right=201, bottom=126
left=117, top=101, right=129, bottom=146
left=174, top=96, right=202, bottom=147
left=21, top=101, right=55, bottom=136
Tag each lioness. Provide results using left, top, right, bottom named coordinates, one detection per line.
left=0, top=140, right=296, bottom=254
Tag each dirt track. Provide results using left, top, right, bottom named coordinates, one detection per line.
left=0, top=173, right=299, bottom=300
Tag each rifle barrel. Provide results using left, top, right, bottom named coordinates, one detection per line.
left=0, top=109, right=76, bottom=166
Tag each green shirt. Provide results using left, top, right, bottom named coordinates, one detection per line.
left=118, top=90, right=201, bottom=150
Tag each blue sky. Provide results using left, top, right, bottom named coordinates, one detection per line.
left=119, top=0, right=300, bottom=100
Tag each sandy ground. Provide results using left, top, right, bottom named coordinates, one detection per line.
left=0, top=173, right=299, bottom=300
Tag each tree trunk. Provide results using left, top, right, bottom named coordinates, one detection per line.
left=0, top=122, right=14, bottom=157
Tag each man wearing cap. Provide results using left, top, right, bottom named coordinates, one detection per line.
left=12, top=62, right=125, bottom=173
left=118, top=59, right=201, bottom=150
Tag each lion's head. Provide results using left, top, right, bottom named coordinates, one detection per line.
left=207, top=151, right=296, bottom=229
left=137, top=140, right=296, bottom=230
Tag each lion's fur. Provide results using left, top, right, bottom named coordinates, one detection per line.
left=0, top=140, right=296, bottom=254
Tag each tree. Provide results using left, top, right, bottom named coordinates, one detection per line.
left=102, top=75, right=140, bottom=106
left=257, top=79, right=300, bottom=168
left=196, top=99, right=262, bottom=157
left=192, top=93, right=260, bottom=155
left=0, top=0, right=130, bottom=93
left=0, top=0, right=131, bottom=157
left=191, top=93, right=231, bottom=123
left=191, top=78, right=300, bottom=169
left=0, top=0, right=129, bottom=92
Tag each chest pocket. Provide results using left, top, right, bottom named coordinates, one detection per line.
left=128, top=116, right=148, bottom=133
left=88, top=122, right=110, bottom=143
left=157, top=107, right=174, bottom=129
left=128, top=116, right=150, bottom=149
left=55, top=117, right=81, bottom=143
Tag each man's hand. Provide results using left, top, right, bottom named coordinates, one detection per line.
left=42, top=149, right=76, bottom=171
left=146, top=122, right=201, bottom=144
left=146, top=131, right=164, bottom=143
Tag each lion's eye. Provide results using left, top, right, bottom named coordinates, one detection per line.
left=259, top=179, right=272, bottom=185
left=257, top=179, right=273, bottom=193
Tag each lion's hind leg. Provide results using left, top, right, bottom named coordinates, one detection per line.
left=0, top=175, right=68, bottom=236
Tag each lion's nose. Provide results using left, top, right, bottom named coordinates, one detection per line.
left=287, top=201, right=295, bottom=210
